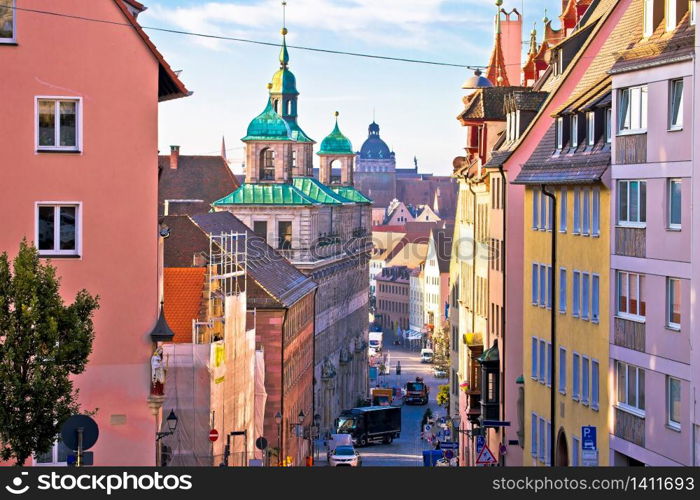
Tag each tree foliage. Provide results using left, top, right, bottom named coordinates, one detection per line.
left=0, top=240, right=99, bottom=465
left=432, top=322, right=450, bottom=372
left=437, top=384, right=450, bottom=409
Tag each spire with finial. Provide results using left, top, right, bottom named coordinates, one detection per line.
left=279, top=1, right=290, bottom=68
left=221, top=135, right=228, bottom=163
left=486, top=0, right=509, bottom=86
left=529, top=22, right=538, bottom=55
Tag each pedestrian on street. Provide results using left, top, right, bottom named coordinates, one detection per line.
left=396, top=361, right=401, bottom=375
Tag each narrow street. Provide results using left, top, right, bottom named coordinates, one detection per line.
left=317, top=330, right=449, bottom=467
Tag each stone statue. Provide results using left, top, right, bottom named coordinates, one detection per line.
left=150, top=347, right=165, bottom=395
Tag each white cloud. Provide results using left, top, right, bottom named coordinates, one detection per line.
left=143, top=0, right=490, bottom=51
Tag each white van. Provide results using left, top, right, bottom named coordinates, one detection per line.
left=420, top=348, right=434, bottom=363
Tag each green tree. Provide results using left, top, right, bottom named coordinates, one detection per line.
left=0, top=240, right=99, bottom=465
left=432, top=323, right=450, bottom=372
left=437, top=384, right=450, bottom=409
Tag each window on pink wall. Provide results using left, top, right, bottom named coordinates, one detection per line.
left=617, top=271, right=646, bottom=320
left=666, top=277, right=681, bottom=329
left=0, top=0, right=14, bottom=42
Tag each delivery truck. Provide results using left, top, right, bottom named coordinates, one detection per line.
left=368, top=331, right=383, bottom=352
left=335, top=406, right=401, bottom=447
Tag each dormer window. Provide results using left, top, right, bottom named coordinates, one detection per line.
left=0, top=0, right=14, bottom=43
left=556, top=117, right=564, bottom=150
left=587, top=112, right=595, bottom=146
left=666, top=0, right=677, bottom=31
left=571, top=115, right=579, bottom=148
left=643, top=0, right=654, bottom=37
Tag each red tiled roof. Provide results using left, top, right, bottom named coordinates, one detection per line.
left=164, top=267, right=206, bottom=343
left=112, top=1, right=190, bottom=102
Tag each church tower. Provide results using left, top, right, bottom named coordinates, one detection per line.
left=318, top=112, right=355, bottom=186
left=354, top=121, right=396, bottom=209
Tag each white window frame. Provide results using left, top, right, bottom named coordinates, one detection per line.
left=643, top=0, right=655, bottom=37
left=572, top=271, right=581, bottom=318
left=591, top=274, right=600, bottom=323
left=616, top=361, right=645, bottom=416
left=571, top=115, right=578, bottom=148
left=559, top=187, right=567, bottom=232
left=616, top=271, right=645, bottom=321
left=606, top=108, right=612, bottom=143
left=617, top=86, right=648, bottom=134
left=559, top=346, right=567, bottom=394
left=581, top=272, right=590, bottom=320
left=666, top=0, right=677, bottom=31
left=666, top=277, right=681, bottom=330
left=0, top=0, right=16, bottom=43
left=582, top=188, right=590, bottom=235
left=617, top=180, right=647, bottom=228
left=581, top=356, right=590, bottom=406
left=572, top=352, right=580, bottom=401
left=559, top=267, right=567, bottom=313
left=668, top=178, right=682, bottom=229
left=33, top=439, right=70, bottom=466
left=666, top=376, right=681, bottom=430
left=592, top=187, right=600, bottom=236
left=573, top=188, right=581, bottom=234
left=591, top=359, right=600, bottom=410
left=587, top=111, right=595, bottom=146
left=539, top=339, right=546, bottom=383
left=532, top=189, right=540, bottom=230
left=691, top=0, right=696, bottom=25
left=34, top=202, right=82, bottom=257
left=531, top=337, right=539, bottom=379
left=668, top=79, right=684, bottom=130
left=547, top=341, right=552, bottom=387
left=35, top=96, right=83, bottom=152
left=556, top=116, right=564, bottom=150
left=532, top=263, right=539, bottom=305
left=531, top=413, right=538, bottom=457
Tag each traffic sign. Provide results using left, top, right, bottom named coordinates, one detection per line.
left=255, top=437, right=268, bottom=450
left=423, top=424, right=432, bottom=432
left=438, top=441, right=459, bottom=450
left=61, top=415, right=99, bottom=451
left=444, top=450, right=454, bottom=460
left=581, top=426, right=597, bottom=450
left=475, top=444, right=498, bottom=465
left=582, top=449, right=599, bottom=466
left=476, top=435, right=485, bottom=454
left=209, top=429, right=219, bottom=442
left=482, top=420, right=511, bottom=428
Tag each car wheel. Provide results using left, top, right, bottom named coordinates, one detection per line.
left=383, top=435, right=393, bottom=444
left=358, top=435, right=368, bottom=447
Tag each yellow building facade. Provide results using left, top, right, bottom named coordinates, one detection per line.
left=521, top=182, right=610, bottom=466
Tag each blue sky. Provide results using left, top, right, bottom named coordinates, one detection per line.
left=143, top=0, right=555, bottom=176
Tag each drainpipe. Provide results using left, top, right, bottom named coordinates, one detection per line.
left=498, top=165, right=507, bottom=464
left=541, top=185, right=557, bottom=467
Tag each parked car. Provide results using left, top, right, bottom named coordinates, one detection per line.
left=420, top=348, right=434, bottom=363
left=433, top=366, right=447, bottom=378
left=328, top=445, right=361, bottom=467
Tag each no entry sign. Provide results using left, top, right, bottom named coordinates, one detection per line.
left=209, top=429, right=219, bottom=442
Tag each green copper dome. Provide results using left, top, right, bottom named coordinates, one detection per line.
left=242, top=96, right=292, bottom=142
left=318, top=113, right=354, bottom=155
left=271, top=67, right=298, bottom=95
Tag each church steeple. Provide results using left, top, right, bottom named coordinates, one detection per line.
left=485, top=0, right=510, bottom=87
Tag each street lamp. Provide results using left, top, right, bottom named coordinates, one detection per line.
left=157, top=409, right=178, bottom=440
left=296, top=410, right=306, bottom=466
left=274, top=411, right=283, bottom=466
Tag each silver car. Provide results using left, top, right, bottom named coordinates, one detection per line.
left=328, top=445, right=362, bottom=467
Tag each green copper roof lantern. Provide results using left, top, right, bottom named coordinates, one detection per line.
left=242, top=92, right=293, bottom=142
left=318, top=112, right=354, bottom=155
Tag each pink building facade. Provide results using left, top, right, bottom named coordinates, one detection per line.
left=608, top=1, right=695, bottom=466
left=0, top=0, right=188, bottom=465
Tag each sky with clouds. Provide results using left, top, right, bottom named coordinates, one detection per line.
left=143, top=0, right=556, bottom=176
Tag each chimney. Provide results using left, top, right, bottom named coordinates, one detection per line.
left=170, top=145, right=180, bottom=169
left=500, top=8, right=523, bottom=86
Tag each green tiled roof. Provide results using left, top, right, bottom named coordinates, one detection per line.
left=331, top=186, right=372, bottom=204
left=318, top=116, right=353, bottom=155
left=292, top=177, right=352, bottom=205
left=213, top=183, right=317, bottom=206
left=242, top=98, right=293, bottom=142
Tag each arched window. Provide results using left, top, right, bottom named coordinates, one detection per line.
left=286, top=99, right=292, bottom=116
left=273, top=99, right=279, bottom=113
left=260, top=148, right=275, bottom=180
left=330, top=159, right=342, bottom=184
left=291, top=150, right=297, bottom=168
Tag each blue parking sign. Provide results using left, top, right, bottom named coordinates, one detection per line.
left=476, top=435, right=485, bottom=454
left=581, top=426, right=597, bottom=450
